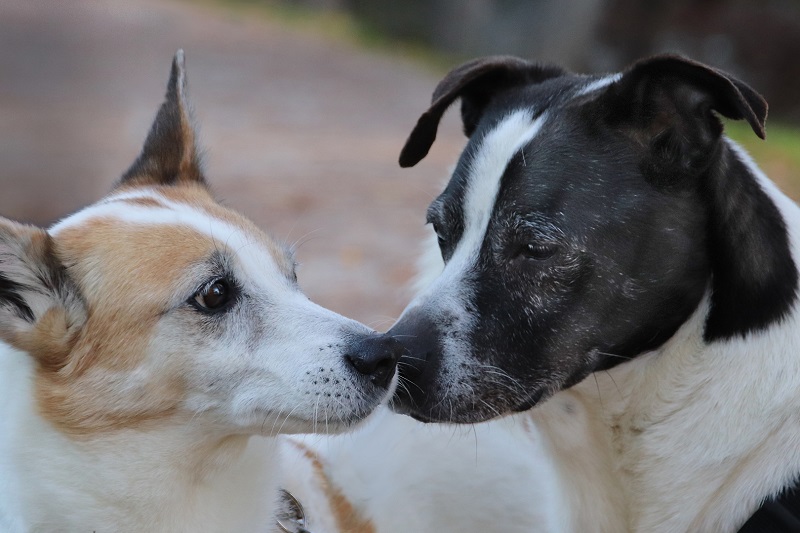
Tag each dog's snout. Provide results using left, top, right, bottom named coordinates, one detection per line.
left=387, top=309, right=440, bottom=380
left=386, top=309, right=442, bottom=419
left=345, top=335, right=404, bottom=388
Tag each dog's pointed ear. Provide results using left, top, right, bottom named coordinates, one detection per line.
left=0, top=219, right=85, bottom=369
left=118, top=49, right=205, bottom=188
left=399, top=56, right=565, bottom=168
left=601, top=55, right=767, bottom=178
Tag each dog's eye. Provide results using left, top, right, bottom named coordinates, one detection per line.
left=432, top=222, right=447, bottom=246
left=192, top=278, right=233, bottom=311
left=520, top=243, right=559, bottom=261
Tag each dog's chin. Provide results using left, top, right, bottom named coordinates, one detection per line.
left=255, top=409, right=374, bottom=436
left=275, top=389, right=394, bottom=435
left=391, top=385, right=553, bottom=424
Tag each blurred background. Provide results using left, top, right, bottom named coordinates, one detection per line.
left=1, top=0, right=799, bottom=327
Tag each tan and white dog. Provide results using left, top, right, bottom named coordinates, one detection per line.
left=0, top=51, right=403, bottom=532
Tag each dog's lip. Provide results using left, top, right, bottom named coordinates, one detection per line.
left=388, top=400, right=445, bottom=424
left=511, top=388, right=547, bottom=413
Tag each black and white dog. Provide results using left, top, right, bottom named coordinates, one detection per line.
left=282, top=55, right=799, bottom=532
left=385, top=55, right=800, bottom=531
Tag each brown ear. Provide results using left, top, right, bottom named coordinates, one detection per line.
left=119, top=49, right=205, bottom=188
left=399, top=56, right=564, bottom=168
left=601, top=55, right=767, bottom=177
left=0, top=219, right=85, bottom=368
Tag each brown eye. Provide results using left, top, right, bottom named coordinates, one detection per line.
left=193, top=279, right=232, bottom=311
left=432, top=222, right=446, bottom=245
left=520, top=243, right=559, bottom=261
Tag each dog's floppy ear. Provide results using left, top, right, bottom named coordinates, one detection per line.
left=0, top=219, right=85, bottom=369
left=601, top=55, right=767, bottom=179
left=399, top=56, right=564, bottom=168
left=119, top=49, right=205, bottom=188
left=603, top=56, right=796, bottom=340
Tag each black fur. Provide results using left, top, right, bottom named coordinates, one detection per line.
left=703, top=148, right=799, bottom=340
left=0, top=271, right=34, bottom=322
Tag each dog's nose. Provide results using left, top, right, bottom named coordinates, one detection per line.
left=387, top=309, right=439, bottom=380
left=345, top=335, right=404, bottom=388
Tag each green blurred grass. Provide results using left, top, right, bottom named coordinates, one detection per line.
left=195, top=0, right=454, bottom=71
left=726, top=121, right=800, bottom=201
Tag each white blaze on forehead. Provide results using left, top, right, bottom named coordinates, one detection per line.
left=420, top=110, right=546, bottom=300
left=49, top=189, right=288, bottom=291
left=575, top=73, right=622, bottom=97
left=406, top=109, right=547, bottom=319
left=459, top=110, right=547, bottom=266
left=400, top=109, right=547, bottom=393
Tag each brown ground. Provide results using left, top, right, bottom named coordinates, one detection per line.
left=0, top=0, right=466, bottom=327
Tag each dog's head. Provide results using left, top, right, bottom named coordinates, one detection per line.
left=0, top=51, right=402, bottom=438
left=390, top=55, right=797, bottom=423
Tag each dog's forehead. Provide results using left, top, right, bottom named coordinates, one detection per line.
left=50, top=186, right=294, bottom=304
left=438, top=73, right=608, bottom=200
left=438, top=73, right=640, bottom=231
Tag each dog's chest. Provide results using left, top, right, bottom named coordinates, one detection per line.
left=601, top=328, right=800, bottom=532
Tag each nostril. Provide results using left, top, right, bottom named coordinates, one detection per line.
left=345, top=336, right=403, bottom=388
left=369, top=357, right=395, bottom=387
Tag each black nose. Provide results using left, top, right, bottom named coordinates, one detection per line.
left=345, top=334, right=404, bottom=388
left=386, top=308, right=439, bottom=380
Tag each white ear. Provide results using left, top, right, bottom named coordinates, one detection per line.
left=0, top=218, right=85, bottom=367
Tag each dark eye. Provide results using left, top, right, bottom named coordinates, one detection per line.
left=431, top=222, right=445, bottom=246
left=432, top=222, right=447, bottom=246
left=192, top=278, right=233, bottom=311
left=519, top=243, right=559, bottom=261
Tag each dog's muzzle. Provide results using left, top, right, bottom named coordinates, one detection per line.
left=387, top=309, right=442, bottom=416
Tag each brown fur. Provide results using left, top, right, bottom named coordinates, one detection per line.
left=289, top=440, right=377, bottom=533
left=33, top=214, right=213, bottom=435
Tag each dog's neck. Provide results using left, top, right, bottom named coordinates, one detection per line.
left=569, top=148, right=800, bottom=531
left=0, top=343, right=280, bottom=532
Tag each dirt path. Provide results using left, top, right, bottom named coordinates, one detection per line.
left=0, top=0, right=465, bottom=325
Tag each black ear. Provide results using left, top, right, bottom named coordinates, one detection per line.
left=604, top=57, right=796, bottom=341
left=0, top=219, right=85, bottom=368
left=119, top=50, right=205, bottom=188
left=602, top=55, right=767, bottom=179
left=399, top=56, right=564, bottom=168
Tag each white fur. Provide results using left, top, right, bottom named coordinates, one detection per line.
left=574, top=74, right=622, bottom=97
left=0, top=346, right=280, bottom=532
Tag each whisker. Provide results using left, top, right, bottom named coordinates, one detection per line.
left=604, top=369, right=623, bottom=398
left=397, top=355, right=426, bottom=362
left=597, top=351, right=634, bottom=361
left=593, top=373, right=604, bottom=416
left=273, top=403, right=302, bottom=436
left=288, top=228, right=324, bottom=253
